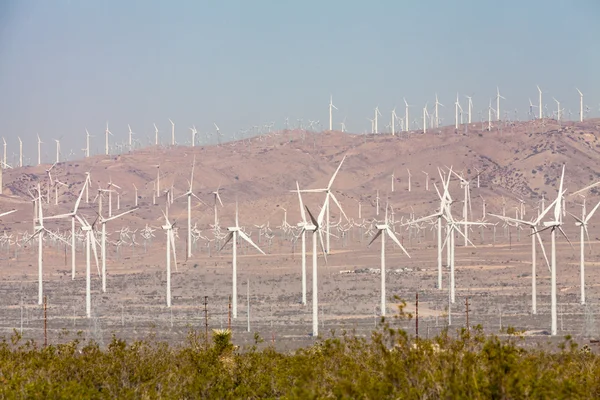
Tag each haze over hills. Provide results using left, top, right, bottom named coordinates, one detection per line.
left=1, top=118, right=600, bottom=231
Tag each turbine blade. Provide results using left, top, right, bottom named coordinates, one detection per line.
left=558, top=226, right=574, bottom=249
left=239, top=230, right=265, bottom=255
left=318, top=229, right=328, bottom=263
left=329, top=193, right=348, bottom=222
left=219, top=232, right=234, bottom=252
left=367, top=229, right=383, bottom=247
left=170, top=230, right=178, bottom=271
left=296, top=181, right=307, bottom=223
left=386, top=228, right=411, bottom=258
left=327, top=155, right=346, bottom=189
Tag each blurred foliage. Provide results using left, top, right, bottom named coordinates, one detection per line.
left=1, top=303, right=600, bottom=398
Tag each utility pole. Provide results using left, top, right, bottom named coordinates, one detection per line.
left=228, top=296, right=231, bottom=331
left=204, top=296, right=209, bottom=347
left=465, top=297, right=470, bottom=333
left=43, top=295, right=48, bottom=347
left=415, top=292, right=419, bottom=340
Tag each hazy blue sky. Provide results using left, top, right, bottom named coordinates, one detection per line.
left=0, top=0, right=598, bottom=163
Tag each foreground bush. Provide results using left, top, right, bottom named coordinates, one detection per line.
left=1, top=323, right=600, bottom=398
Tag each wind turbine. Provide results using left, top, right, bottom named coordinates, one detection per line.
left=153, top=123, right=159, bottom=146
left=455, top=94, right=463, bottom=129
left=569, top=195, right=600, bottom=305
left=496, top=87, right=505, bottom=121
left=190, top=126, right=198, bottom=147
left=294, top=182, right=310, bottom=305
left=403, top=98, right=411, bottom=131
left=18, top=137, right=22, bottom=167
left=128, top=124, right=135, bottom=152
left=161, top=209, right=177, bottom=307
left=212, top=185, right=224, bottom=227
left=407, top=169, right=412, bottom=192
left=27, top=184, right=70, bottom=305
left=303, top=197, right=328, bottom=337
left=105, top=122, right=112, bottom=155
left=374, top=107, right=382, bottom=133
left=434, top=94, right=444, bottom=128
left=577, top=88, right=584, bottom=122
left=176, top=156, right=207, bottom=259
left=488, top=99, right=495, bottom=131
left=54, top=139, right=61, bottom=164
left=422, top=171, right=429, bottom=191
left=423, top=103, right=429, bottom=133
left=534, top=165, right=570, bottom=336
left=465, top=95, right=473, bottom=124
left=220, top=202, right=265, bottom=319
left=391, top=108, right=399, bottom=135
left=169, top=119, right=175, bottom=146
left=328, top=95, right=338, bottom=131
left=553, top=97, right=561, bottom=121
left=75, top=214, right=100, bottom=318
left=368, top=204, right=410, bottom=316
left=490, top=199, right=556, bottom=314
left=84, top=129, right=93, bottom=158
left=214, top=123, right=222, bottom=145
left=37, top=134, right=43, bottom=165
left=298, top=155, right=348, bottom=254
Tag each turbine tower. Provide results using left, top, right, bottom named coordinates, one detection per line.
left=328, top=95, right=338, bottom=131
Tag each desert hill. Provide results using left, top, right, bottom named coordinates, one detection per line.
left=1, top=118, right=600, bottom=231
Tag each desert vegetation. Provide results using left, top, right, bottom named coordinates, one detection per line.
left=1, top=303, right=599, bottom=398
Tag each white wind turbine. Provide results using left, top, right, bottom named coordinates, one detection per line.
left=302, top=195, right=328, bottom=337
left=407, top=169, right=412, bottom=192
left=374, top=106, right=382, bottom=133
left=176, top=156, right=207, bottom=259
left=568, top=195, right=600, bottom=305
left=74, top=214, right=100, bottom=318
left=212, top=185, right=224, bottom=227
left=37, top=134, right=43, bottom=165
left=84, top=129, right=93, bottom=158
left=27, top=184, right=70, bottom=305
left=403, top=98, right=411, bottom=131
left=169, top=119, right=175, bottom=146
left=161, top=209, right=177, bottom=307
left=423, top=103, right=429, bottom=133
left=553, top=97, right=562, bottom=121
left=577, top=88, right=584, bottom=122
left=434, top=94, right=444, bottom=128
left=128, top=124, right=135, bottom=152
left=490, top=200, right=556, bottom=315
left=298, top=155, right=348, bottom=254
left=54, top=139, right=61, bottom=164
left=105, top=122, right=112, bottom=155
left=391, top=108, right=399, bottom=135
left=454, top=94, right=462, bottom=129
left=465, top=95, right=473, bottom=124
left=190, top=126, right=198, bottom=147
left=328, top=95, right=338, bottom=131
left=488, top=99, right=495, bottom=131
left=18, top=137, right=22, bottom=167
left=45, top=179, right=89, bottom=280
left=368, top=204, right=410, bottom=316
left=294, top=181, right=310, bottom=305
left=98, top=208, right=138, bottom=293
left=422, top=171, right=429, bottom=191
left=154, top=123, right=159, bottom=146
left=219, top=202, right=265, bottom=318
left=534, top=165, right=570, bottom=336
left=495, top=87, right=505, bottom=121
